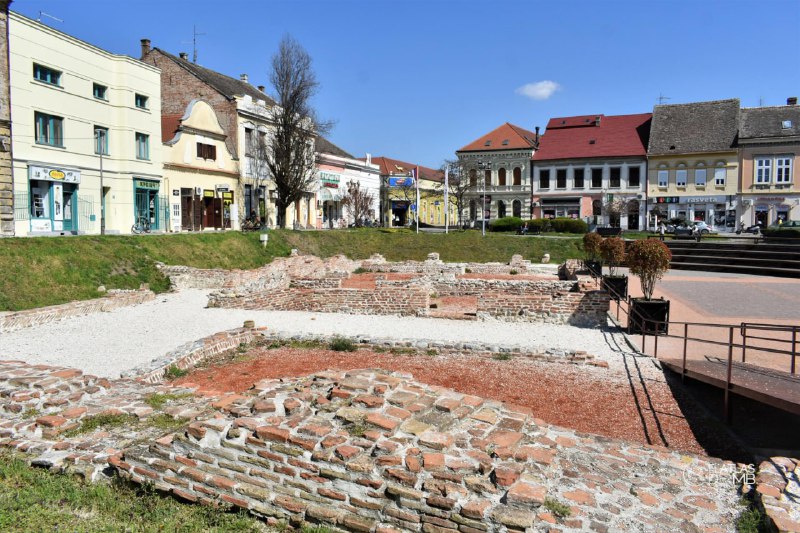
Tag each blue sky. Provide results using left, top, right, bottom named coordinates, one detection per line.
left=13, top=0, right=800, bottom=168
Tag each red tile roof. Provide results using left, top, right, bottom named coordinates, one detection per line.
left=533, top=113, right=651, bottom=161
left=367, top=156, right=444, bottom=182
left=161, top=114, right=182, bottom=143
left=457, top=122, right=539, bottom=152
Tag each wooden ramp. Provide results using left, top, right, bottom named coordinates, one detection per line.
left=660, top=356, right=800, bottom=415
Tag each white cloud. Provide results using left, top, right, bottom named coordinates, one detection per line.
left=516, top=80, right=561, bottom=101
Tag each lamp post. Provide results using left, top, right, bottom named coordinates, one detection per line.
left=476, top=160, right=490, bottom=236
left=94, top=129, right=106, bottom=235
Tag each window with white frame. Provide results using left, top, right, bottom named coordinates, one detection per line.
left=755, top=157, right=772, bottom=184
left=714, top=165, right=726, bottom=186
left=676, top=165, right=687, bottom=187
left=775, top=156, right=792, bottom=184
left=657, top=169, right=668, bottom=188
left=695, top=165, right=706, bottom=187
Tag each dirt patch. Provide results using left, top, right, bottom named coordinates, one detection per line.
left=175, top=345, right=733, bottom=457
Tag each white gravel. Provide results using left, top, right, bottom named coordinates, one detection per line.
left=0, top=289, right=625, bottom=378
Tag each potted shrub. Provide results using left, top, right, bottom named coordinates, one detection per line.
left=626, top=239, right=672, bottom=335
left=599, top=236, right=628, bottom=301
left=582, top=231, right=603, bottom=277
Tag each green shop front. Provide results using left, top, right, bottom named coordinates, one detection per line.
left=28, top=165, right=80, bottom=234
left=133, top=178, right=167, bottom=231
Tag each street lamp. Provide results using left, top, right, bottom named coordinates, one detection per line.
left=94, top=129, right=106, bottom=235
left=476, top=160, right=490, bottom=237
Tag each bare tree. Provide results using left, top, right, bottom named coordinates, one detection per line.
left=341, top=180, right=375, bottom=227
left=439, top=159, right=472, bottom=229
left=602, top=197, right=638, bottom=227
left=244, top=130, right=271, bottom=223
left=266, top=35, right=330, bottom=228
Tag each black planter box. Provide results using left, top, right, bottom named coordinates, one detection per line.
left=602, top=275, right=628, bottom=301
left=597, top=227, right=622, bottom=237
left=584, top=260, right=602, bottom=278
left=628, top=298, right=670, bottom=335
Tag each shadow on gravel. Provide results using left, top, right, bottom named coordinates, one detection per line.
left=601, top=328, right=754, bottom=463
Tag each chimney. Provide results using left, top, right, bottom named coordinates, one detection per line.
left=258, top=85, right=265, bottom=92
left=179, top=52, right=188, bottom=60
left=788, top=97, right=798, bottom=106
left=240, top=74, right=249, bottom=83
left=534, top=126, right=540, bottom=147
left=140, top=38, right=151, bottom=59
left=366, top=153, right=372, bottom=166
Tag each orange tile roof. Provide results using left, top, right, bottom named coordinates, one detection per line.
left=457, top=122, right=539, bottom=152
left=367, top=156, right=445, bottom=182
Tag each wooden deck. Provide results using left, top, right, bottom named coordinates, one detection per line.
left=660, top=356, right=800, bottom=415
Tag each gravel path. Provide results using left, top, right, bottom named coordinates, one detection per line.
left=0, top=289, right=624, bottom=378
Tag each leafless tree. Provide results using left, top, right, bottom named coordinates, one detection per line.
left=244, top=130, right=271, bottom=223
left=341, top=180, right=375, bottom=227
left=266, top=35, right=331, bottom=228
left=602, top=197, right=637, bottom=227
left=439, top=159, right=472, bottom=229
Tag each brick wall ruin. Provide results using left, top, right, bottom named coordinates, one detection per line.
left=0, top=289, right=154, bottom=333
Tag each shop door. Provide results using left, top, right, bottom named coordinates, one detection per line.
left=181, top=189, right=194, bottom=230
left=755, top=207, right=769, bottom=227
left=62, top=185, right=76, bottom=232
left=202, top=197, right=213, bottom=228
left=212, top=198, right=223, bottom=229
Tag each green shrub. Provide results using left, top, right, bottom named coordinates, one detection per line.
left=626, top=239, right=671, bottom=300
left=549, top=217, right=588, bottom=233
left=489, top=217, right=523, bottom=232
left=599, top=236, right=626, bottom=276
left=763, top=228, right=800, bottom=239
left=582, top=232, right=603, bottom=261
left=329, top=336, right=356, bottom=352
left=164, top=364, right=188, bottom=381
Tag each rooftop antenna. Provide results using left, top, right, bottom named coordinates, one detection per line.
left=658, top=93, right=671, bottom=105
left=37, top=11, right=63, bottom=24
left=181, top=25, right=206, bottom=64
left=759, top=97, right=764, bottom=107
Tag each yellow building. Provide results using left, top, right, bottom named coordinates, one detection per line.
left=162, top=100, right=239, bottom=231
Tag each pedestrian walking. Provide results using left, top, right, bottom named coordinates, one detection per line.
left=658, top=222, right=666, bottom=241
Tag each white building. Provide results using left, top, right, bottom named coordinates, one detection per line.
left=315, top=139, right=380, bottom=228
left=9, top=12, right=162, bottom=235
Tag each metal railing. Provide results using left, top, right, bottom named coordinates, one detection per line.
left=600, top=274, right=799, bottom=422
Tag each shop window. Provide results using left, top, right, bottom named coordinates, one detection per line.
left=135, top=133, right=150, bottom=160
left=34, top=112, right=64, bottom=147
left=574, top=168, right=585, bottom=188
left=30, top=180, right=49, bottom=218
left=591, top=168, right=603, bottom=188
left=609, top=167, right=621, bottom=188
left=196, top=142, right=217, bottom=161
left=135, top=93, right=149, bottom=109
left=513, top=167, right=521, bottom=186
left=556, top=169, right=567, bottom=189
left=33, top=63, right=61, bottom=86
left=498, top=168, right=506, bottom=186
left=93, top=83, right=107, bottom=100
left=539, top=169, right=550, bottom=189
left=628, top=167, right=640, bottom=187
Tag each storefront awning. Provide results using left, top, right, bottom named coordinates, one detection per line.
left=318, top=187, right=343, bottom=202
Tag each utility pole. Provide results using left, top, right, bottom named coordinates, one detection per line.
left=95, top=129, right=106, bottom=235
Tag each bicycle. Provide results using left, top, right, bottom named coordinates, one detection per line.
left=131, top=216, right=151, bottom=234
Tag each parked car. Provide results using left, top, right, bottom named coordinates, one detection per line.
left=768, top=220, right=800, bottom=230
left=690, top=221, right=716, bottom=234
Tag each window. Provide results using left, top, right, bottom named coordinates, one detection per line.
left=135, top=133, right=150, bottom=160
left=609, top=167, right=621, bottom=188
left=94, top=126, right=108, bottom=155
left=695, top=166, right=706, bottom=187
left=556, top=169, right=567, bottom=189
left=714, top=166, right=726, bottom=186
left=512, top=199, right=521, bottom=218
left=244, top=128, right=254, bottom=156
left=676, top=166, right=687, bottom=187
left=628, top=167, right=640, bottom=187
left=782, top=120, right=793, bottom=129
left=776, top=156, right=793, bottom=184
left=196, top=142, right=217, bottom=160
left=591, top=168, right=603, bottom=188
left=574, top=168, right=585, bottom=188
left=658, top=170, right=668, bottom=188
left=93, top=83, right=107, bottom=100
left=34, top=112, right=64, bottom=147
left=755, top=158, right=771, bottom=184
left=469, top=169, right=477, bottom=187
left=498, top=168, right=506, bottom=186
left=539, top=169, right=550, bottom=189
left=33, top=63, right=61, bottom=86
left=484, top=169, right=491, bottom=186
left=512, top=167, right=521, bottom=186
left=135, top=93, right=149, bottom=109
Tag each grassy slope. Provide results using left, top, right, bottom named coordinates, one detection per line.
left=0, top=229, right=582, bottom=311
left=0, top=451, right=266, bottom=532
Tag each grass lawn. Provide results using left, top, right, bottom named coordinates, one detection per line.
left=0, top=450, right=267, bottom=532
left=0, top=229, right=583, bottom=311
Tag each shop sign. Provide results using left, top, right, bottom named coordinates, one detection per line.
left=757, top=197, right=785, bottom=202
left=172, top=189, right=180, bottom=196
left=29, top=165, right=80, bottom=184
left=134, top=179, right=159, bottom=190
left=651, top=195, right=726, bottom=204
left=320, top=171, right=341, bottom=189
left=216, top=184, right=230, bottom=191
left=389, top=177, right=414, bottom=187
left=203, top=189, right=215, bottom=198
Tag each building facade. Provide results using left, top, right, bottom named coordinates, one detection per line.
left=315, top=140, right=380, bottom=229
left=456, top=123, right=537, bottom=224
left=0, top=1, right=12, bottom=236
left=738, top=99, right=800, bottom=226
left=646, top=99, right=740, bottom=230
left=10, top=13, right=162, bottom=236
left=531, top=114, right=650, bottom=230
left=162, top=99, right=239, bottom=231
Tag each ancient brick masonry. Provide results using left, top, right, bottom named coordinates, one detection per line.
left=116, top=369, right=744, bottom=532
left=0, top=289, right=154, bottom=333
left=756, top=458, right=800, bottom=532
